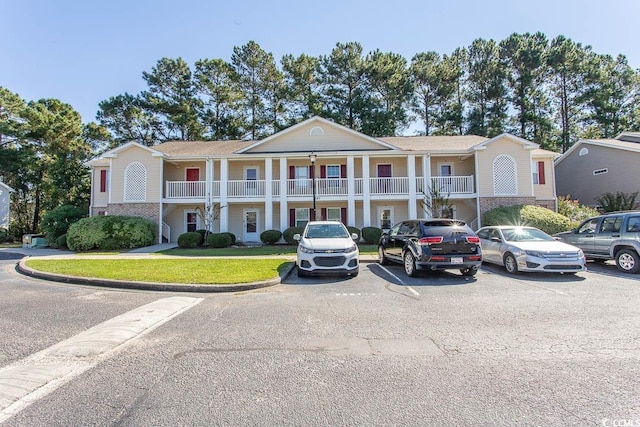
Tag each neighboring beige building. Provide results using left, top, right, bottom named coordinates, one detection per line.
left=88, top=116, right=560, bottom=243
left=555, top=132, right=640, bottom=208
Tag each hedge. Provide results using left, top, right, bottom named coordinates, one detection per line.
left=206, top=233, right=232, bottom=248
left=347, top=226, right=361, bottom=241
left=67, top=216, right=156, bottom=252
left=482, top=205, right=572, bottom=235
left=178, top=232, right=204, bottom=248
left=361, top=226, right=383, bottom=244
left=260, top=229, right=282, bottom=245
left=40, top=205, right=87, bottom=244
left=283, top=227, right=304, bottom=244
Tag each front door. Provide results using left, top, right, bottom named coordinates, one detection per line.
left=243, top=209, right=260, bottom=242
left=186, top=168, right=200, bottom=197
left=377, top=164, right=392, bottom=193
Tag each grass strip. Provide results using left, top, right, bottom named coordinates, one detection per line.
left=161, top=244, right=378, bottom=256
left=25, top=258, right=291, bottom=285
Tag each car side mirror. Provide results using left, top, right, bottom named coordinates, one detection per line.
left=293, top=234, right=301, bottom=241
left=351, top=233, right=359, bottom=240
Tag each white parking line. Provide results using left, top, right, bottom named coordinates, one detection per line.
left=376, top=265, right=420, bottom=296
left=0, top=296, right=203, bottom=423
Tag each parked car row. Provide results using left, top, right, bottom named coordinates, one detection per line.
left=296, top=211, right=640, bottom=278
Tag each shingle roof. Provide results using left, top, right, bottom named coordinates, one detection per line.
left=153, top=140, right=254, bottom=156
left=378, top=135, right=489, bottom=151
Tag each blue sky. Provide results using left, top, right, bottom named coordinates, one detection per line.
left=2, top=0, right=639, bottom=126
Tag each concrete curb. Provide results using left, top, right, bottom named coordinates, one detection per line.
left=16, top=258, right=297, bottom=293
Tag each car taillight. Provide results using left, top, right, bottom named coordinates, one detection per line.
left=468, top=255, right=482, bottom=261
left=429, top=255, right=445, bottom=261
left=419, top=236, right=443, bottom=245
left=465, top=236, right=480, bottom=244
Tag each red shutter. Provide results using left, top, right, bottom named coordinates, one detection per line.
left=321, top=208, right=327, bottom=221
left=289, top=166, right=295, bottom=179
left=320, top=165, right=326, bottom=178
left=309, top=165, right=314, bottom=179
left=310, top=208, right=316, bottom=221
left=289, top=209, right=295, bottom=227
left=341, top=208, right=347, bottom=224
left=100, top=170, right=107, bottom=192
left=340, top=165, right=347, bottom=178
left=538, top=161, right=546, bottom=185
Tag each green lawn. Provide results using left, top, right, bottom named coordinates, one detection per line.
left=25, top=258, right=291, bottom=285
left=161, top=244, right=378, bottom=256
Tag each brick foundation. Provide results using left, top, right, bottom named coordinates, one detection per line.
left=104, top=203, right=160, bottom=243
left=479, top=196, right=557, bottom=224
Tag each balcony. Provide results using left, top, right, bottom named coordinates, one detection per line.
left=164, top=175, right=475, bottom=199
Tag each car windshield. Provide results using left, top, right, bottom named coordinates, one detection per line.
left=305, top=224, right=349, bottom=239
left=501, top=227, right=553, bottom=242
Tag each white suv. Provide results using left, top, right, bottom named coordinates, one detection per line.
left=294, top=221, right=360, bottom=277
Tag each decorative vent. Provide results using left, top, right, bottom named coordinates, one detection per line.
left=309, top=126, right=324, bottom=136
left=124, top=162, right=147, bottom=202
left=579, top=147, right=589, bottom=156
left=593, top=168, right=608, bottom=176
left=493, top=155, right=518, bottom=195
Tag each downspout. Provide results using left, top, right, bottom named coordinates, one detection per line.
left=89, top=166, right=94, bottom=217
left=474, top=151, right=481, bottom=228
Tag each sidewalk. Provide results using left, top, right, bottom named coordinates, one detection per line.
left=5, top=245, right=377, bottom=292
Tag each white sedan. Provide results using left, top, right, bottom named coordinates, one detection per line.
left=476, top=226, right=586, bottom=274
left=294, top=221, right=360, bottom=277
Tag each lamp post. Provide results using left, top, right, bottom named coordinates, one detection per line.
left=309, top=153, right=317, bottom=221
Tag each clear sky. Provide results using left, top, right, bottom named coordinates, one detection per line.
left=2, top=0, right=639, bottom=125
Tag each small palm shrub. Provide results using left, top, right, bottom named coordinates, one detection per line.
left=361, top=226, right=383, bottom=244
left=260, top=229, right=282, bottom=245
left=178, top=232, right=204, bottom=248
left=596, top=191, right=639, bottom=212
left=207, top=233, right=232, bottom=248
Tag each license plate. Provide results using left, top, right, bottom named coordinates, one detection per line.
left=451, top=257, right=463, bottom=264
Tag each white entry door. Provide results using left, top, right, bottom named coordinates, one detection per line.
left=243, top=209, right=260, bottom=242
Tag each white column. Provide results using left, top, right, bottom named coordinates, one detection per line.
left=408, top=155, right=417, bottom=219
left=89, top=167, right=94, bottom=217
left=280, top=158, right=288, bottom=231
left=220, top=158, right=229, bottom=232
left=347, top=156, right=356, bottom=226
left=158, top=157, right=164, bottom=242
left=423, top=155, right=431, bottom=219
left=265, top=158, right=273, bottom=230
left=362, top=156, right=371, bottom=227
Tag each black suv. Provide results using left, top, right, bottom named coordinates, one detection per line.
left=554, top=211, right=640, bottom=274
left=378, top=219, right=482, bottom=277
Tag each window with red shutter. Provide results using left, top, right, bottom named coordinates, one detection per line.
left=100, top=170, right=107, bottom=192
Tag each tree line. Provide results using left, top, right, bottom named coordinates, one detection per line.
left=1, top=32, right=639, bottom=236
left=97, top=34, right=640, bottom=152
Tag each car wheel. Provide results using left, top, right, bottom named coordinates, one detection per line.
left=377, top=246, right=389, bottom=265
left=503, top=253, right=519, bottom=274
left=404, top=251, right=418, bottom=277
left=460, top=268, right=477, bottom=277
left=615, top=249, right=640, bottom=274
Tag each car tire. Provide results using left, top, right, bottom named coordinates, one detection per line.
left=503, top=253, right=519, bottom=274
left=615, top=249, right=640, bottom=274
left=460, top=268, right=477, bottom=277
left=404, top=251, right=418, bottom=277
left=377, top=246, right=389, bottom=265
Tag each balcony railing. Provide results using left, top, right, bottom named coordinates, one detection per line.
left=165, top=175, right=475, bottom=199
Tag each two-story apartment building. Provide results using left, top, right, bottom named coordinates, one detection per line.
left=88, top=116, right=559, bottom=243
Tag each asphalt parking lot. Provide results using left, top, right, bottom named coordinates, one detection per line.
left=2, top=256, right=640, bottom=425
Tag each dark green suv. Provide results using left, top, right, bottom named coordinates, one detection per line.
left=554, top=211, right=640, bottom=273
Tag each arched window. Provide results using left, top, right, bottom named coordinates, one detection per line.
left=124, top=162, right=146, bottom=202
left=309, top=126, right=324, bottom=136
left=579, top=147, right=589, bottom=156
left=493, top=155, right=518, bottom=195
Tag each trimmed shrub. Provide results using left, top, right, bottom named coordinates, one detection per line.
left=260, top=229, right=282, bottom=245
left=557, top=196, right=600, bottom=228
left=361, top=226, right=383, bottom=244
left=221, top=232, right=236, bottom=244
left=56, top=234, right=67, bottom=249
left=67, top=216, right=156, bottom=252
left=207, top=233, right=232, bottom=248
left=347, top=226, right=361, bottom=241
left=40, top=205, right=87, bottom=244
left=283, top=227, right=304, bottom=244
left=178, top=232, right=204, bottom=248
left=195, top=229, right=208, bottom=243
left=482, top=205, right=572, bottom=235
